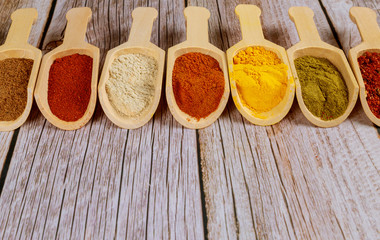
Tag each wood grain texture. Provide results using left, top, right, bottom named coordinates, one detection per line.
left=1, top=0, right=379, bottom=240
left=193, top=0, right=380, bottom=239
left=0, top=131, right=13, bottom=179
left=0, top=0, right=53, bottom=174
left=0, top=0, right=204, bottom=239
left=320, top=0, right=380, bottom=54
left=0, top=132, right=12, bottom=175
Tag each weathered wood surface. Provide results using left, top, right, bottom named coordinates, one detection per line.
left=193, top=0, right=380, bottom=239
left=321, top=0, right=380, bottom=54
left=0, top=0, right=379, bottom=239
left=0, top=0, right=53, bottom=173
left=0, top=133, right=12, bottom=176
left=0, top=0, right=203, bottom=239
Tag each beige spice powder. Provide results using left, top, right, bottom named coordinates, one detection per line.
left=106, top=53, right=158, bottom=117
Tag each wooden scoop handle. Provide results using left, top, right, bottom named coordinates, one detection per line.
left=289, top=6, right=321, bottom=43
left=62, top=7, right=92, bottom=47
left=128, top=7, right=158, bottom=44
left=184, top=6, right=210, bottom=45
left=4, top=8, right=38, bottom=47
left=235, top=4, right=264, bottom=42
left=350, top=7, right=380, bottom=44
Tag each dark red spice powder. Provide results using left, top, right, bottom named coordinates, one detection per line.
left=358, top=51, right=380, bottom=118
left=172, top=52, right=225, bottom=120
left=48, top=54, right=93, bottom=121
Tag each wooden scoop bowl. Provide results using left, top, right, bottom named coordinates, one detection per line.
left=287, top=6, right=359, bottom=127
left=166, top=6, right=230, bottom=129
left=34, top=7, right=99, bottom=130
left=0, top=9, right=42, bottom=131
left=348, top=7, right=380, bottom=126
left=226, top=4, right=295, bottom=125
left=98, top=7, right=165, bottom=129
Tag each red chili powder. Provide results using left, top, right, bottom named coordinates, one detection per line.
left=358, top=52, right=380, bottom=118
left=172, top=52, right=225, bottom=120
left=48, top=54, right=93, bottom=121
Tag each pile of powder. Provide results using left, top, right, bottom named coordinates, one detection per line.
left=48, top=54, right=93, bottom=122
left=0, top=58, right=33, bottom=121
left=106, top=53, right=158, bottom=117
left=172, top=52, right=225, bottom=120
left=232, top=46, right=288, bottom=116
left=358, top=51, right=380, bottom=118
left=295, top=56, right=348, bottom=120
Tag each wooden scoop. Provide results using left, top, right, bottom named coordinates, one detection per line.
left=287, top=6, right=359, bottom=127
left=98, top=7, right=165, bottom=129
left=349, top=7, right=380, bottom=126
left=0, top=9, right=42, bottom=132
left=166, top=6, right=230, bottom=129
left=34, top=7, right=99, bottom=130
left=226, top=4, right=295, bottom=125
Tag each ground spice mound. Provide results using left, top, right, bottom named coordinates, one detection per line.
left=172, top=52, right=225, bottom=120
left=48, top=54, right=92, bottom=122
left=358, top=51, right=380, bottom=118
left=295, top=56, right=348, bottom=120
left=0, top=58, right=33, bottom=121
left=232, top=46, right=288, bottom=116
left=106, top=53, right=158, bottom=118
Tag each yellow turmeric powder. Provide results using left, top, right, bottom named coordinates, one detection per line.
left=232, top=46, right=288, bottom=115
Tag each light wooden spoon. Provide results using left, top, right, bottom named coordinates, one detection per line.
left=287, top=6, right=359, bottom=127
left=226, top=4, right=295, bottom=125
left=98, top=7, right=165, bottom=129
left=34, top=7, right=99, bottom=130
left=0, top=8, right=42, bottom=132
left=166, top=6, right=230, bottom=129
left=349, top=7, right=380, bottom=126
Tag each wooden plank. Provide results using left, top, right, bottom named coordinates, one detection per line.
left=320, top=0, right=380, bottom=54
left=0, top=133, right=12, bottom=175
left=0, top=0, right=53, bottom=175
left=0, top=0, right=204, bottom=239
left=0, top=0, right=54, bottom=238
left=194, top=0, right=380, bottom=239
left=320, top=0, right=380, bottom=233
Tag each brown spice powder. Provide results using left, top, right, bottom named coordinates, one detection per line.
left=0, top=58, right=33, bottom=121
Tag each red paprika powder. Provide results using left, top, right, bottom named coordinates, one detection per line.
left=358, top=52, right=380, bottom=118
left=48, top=53, right=93, bottom=121
left=172, top=52, right=225, bottom=120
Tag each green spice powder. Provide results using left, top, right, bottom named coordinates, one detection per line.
left=295, top=56, right=348, bottom=120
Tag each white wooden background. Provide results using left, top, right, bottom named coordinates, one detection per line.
left=0, top=0, right=379, bottom=239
